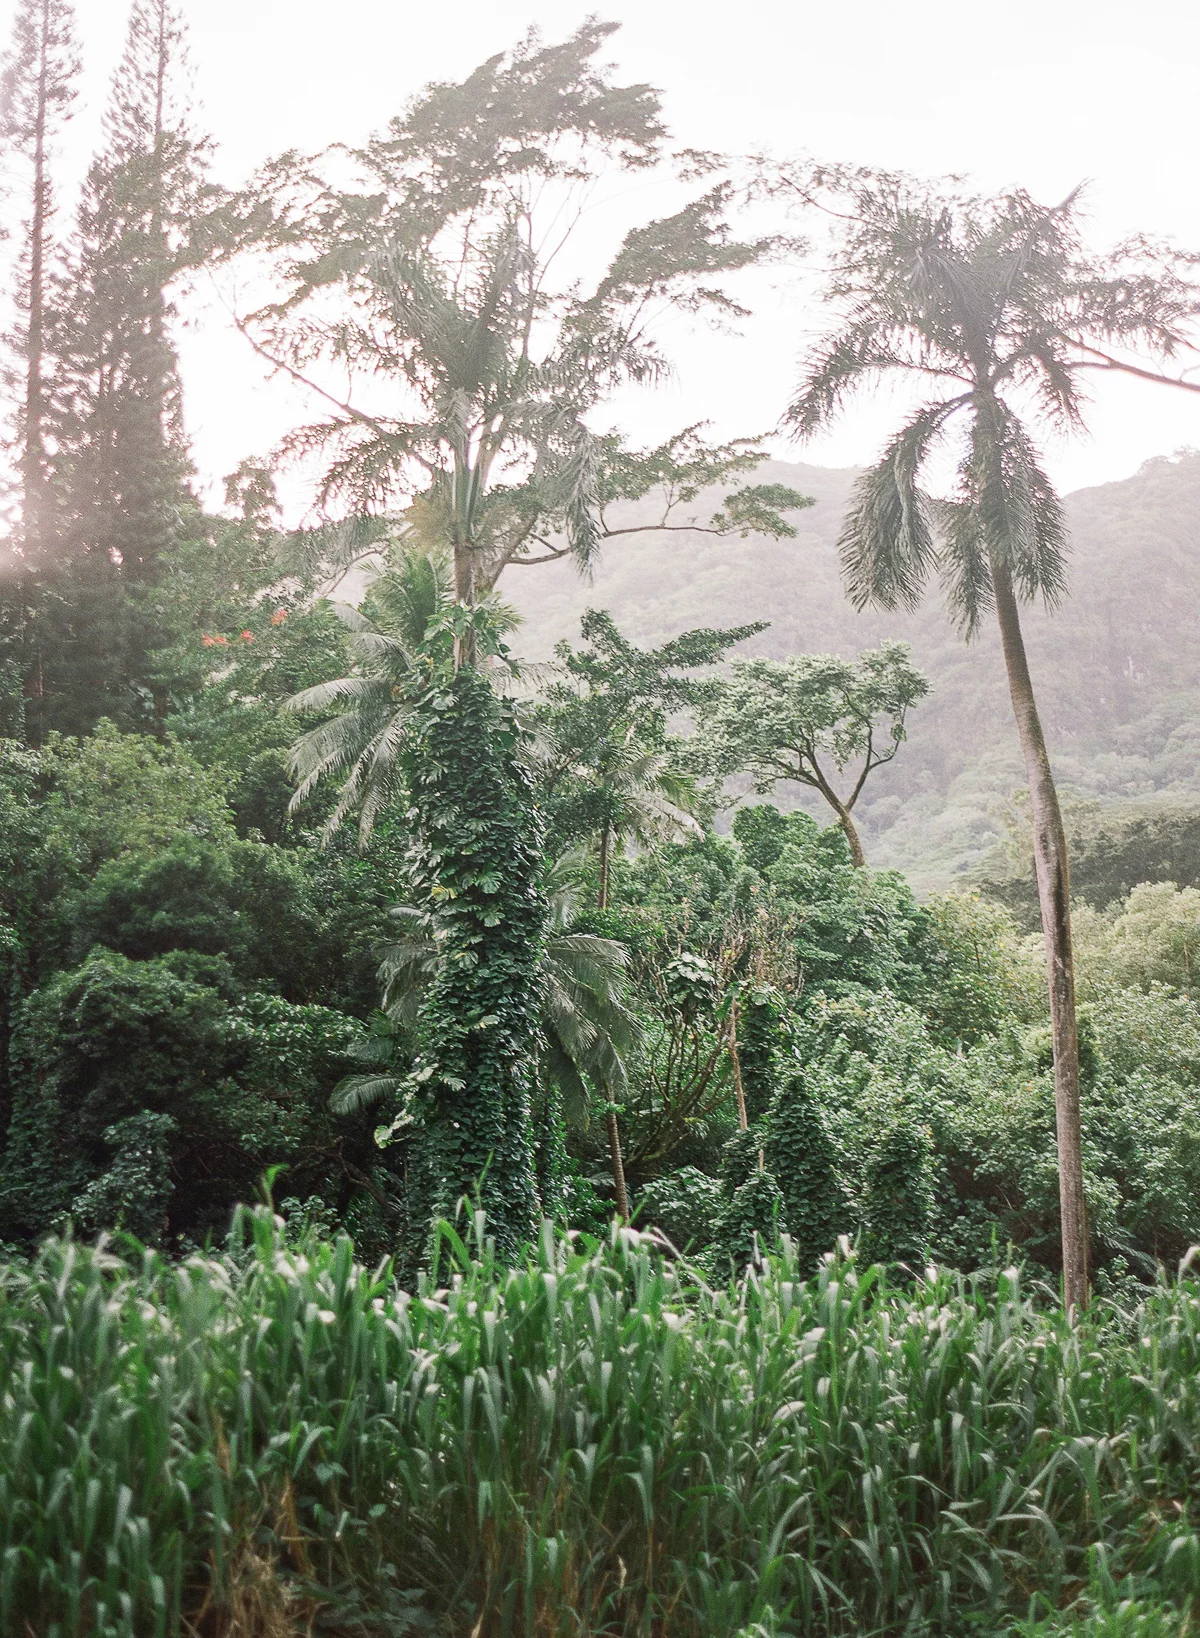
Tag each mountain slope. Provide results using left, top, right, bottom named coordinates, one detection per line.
left=499, top=452, right=1200, bottom=891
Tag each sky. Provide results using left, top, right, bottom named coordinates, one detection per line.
left=13, top=0, right=1200, bottom=516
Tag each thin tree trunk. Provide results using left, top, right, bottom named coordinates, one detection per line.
left=812, top=768, right=867, bottom=867
left=991, top=556, right=1088, bottom=1314
left=597, top=826, right=610, bottom=910
left=451, top=540, right=475, bottom=667
left=20, top=7, right=54, bottom=748
left=595, top=840, right=625, bottom=1217
left=605, top=1106, right=629, bottom=1221
left=834, top=804, right=867, bottom=869
left=729, top=994, right=748, bottom=1130
left=24, top=8, right=50, bottom=547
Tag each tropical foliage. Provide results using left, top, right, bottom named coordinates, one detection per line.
left=1, top=12, right=1200, bottom=1638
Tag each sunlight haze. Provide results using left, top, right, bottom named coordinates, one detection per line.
left=18, top=0, right=1200, bottom=514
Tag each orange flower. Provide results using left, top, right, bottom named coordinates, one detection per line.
left=202, top=635, right=215, bottom=647
left=271, top=607, right=288, bottom=625
left=213, top=634, right=229, bottom=646
left=241, top=630, right=254, bottom=642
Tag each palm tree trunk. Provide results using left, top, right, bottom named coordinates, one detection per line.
left=991, top=557, right=1087, bottom=1314
left=605, top=1106, right=629, bottom=1221
left=594, top=842, right=626, bottom=1219
left=729, top=995, right=748, bottom=1129
left=597, top=826, right=611, bottom=911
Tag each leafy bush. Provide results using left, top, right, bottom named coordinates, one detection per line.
left=0, top=950, right=369, bottom=1245
left=635, top=1165, right=723, bottom=1248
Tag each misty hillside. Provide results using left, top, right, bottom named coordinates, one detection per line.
left=500, top=451, right=1200, bottom=891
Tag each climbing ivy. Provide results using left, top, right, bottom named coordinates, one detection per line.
left=737, top=985, right=787, bottom=1124
left=708, top=1166, right=785, bottom=1275
left=394, top=660, right=547, bottom=1260
left=71, top=1113, right=177, bottom=1243
left=859, top=1122, right=935, bottom=1271
left=765, top=1065, right=852, bottom=1274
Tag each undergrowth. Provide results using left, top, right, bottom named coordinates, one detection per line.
left=1, top=1210, right=1198, bottom=1636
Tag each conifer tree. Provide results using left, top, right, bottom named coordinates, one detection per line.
left=0, top=0, right=80, bottom=733
left=45, top=0, right=204, bottom=734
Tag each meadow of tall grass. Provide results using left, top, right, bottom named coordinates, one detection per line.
left=0, top=1209, right=1198, bottom=1638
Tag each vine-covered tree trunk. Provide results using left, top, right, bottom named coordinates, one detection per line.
left=991, top=557, right=1088, bottom=1313
left=404, top=663, right=545, bottom=1260
left=729, top=995, right=748, bottom=1130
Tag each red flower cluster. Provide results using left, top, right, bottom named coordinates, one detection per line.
left=202, top=634, right=229, bottom=648
left=271, top=607, right=288, bottom=625
left=241, top=630, right=254, bottom=642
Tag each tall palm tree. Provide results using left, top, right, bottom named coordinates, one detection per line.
left=785, top=177, right=1196, bottom=1312
left=335, top=854, right=640, bottom=1219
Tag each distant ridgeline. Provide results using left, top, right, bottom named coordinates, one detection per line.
left=502, top=451, right=1200, bottom=895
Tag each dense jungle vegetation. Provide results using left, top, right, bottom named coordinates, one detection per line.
left=3, top=3, right=1200, bottom=1634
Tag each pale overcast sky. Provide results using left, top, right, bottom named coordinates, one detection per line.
left=13, top=0, right=1200, bottom=515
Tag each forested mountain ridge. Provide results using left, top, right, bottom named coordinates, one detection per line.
left=502, top=450, right=1200, bottom=889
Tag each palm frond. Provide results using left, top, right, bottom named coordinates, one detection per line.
left=786, top=322, right=912, bottom=441
left=331, top=1073, right=400, bottom=1115
left=839, top=401, right=960, bottom=612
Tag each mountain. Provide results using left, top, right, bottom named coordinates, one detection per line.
left=498, top=451, right=1200, bottom=893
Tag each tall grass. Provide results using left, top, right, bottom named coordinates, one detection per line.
left=1, top=1211, right=1198, bottom=1636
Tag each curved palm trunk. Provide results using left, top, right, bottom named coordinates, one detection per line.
left=605, top=1106, right=629, bottom=1221
left=991, top=558, right=1087, bottom=1314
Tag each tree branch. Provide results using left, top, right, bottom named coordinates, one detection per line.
left=234, top=313, right=437, bottom=467
left=1074, top=343, right=1200, bottom=395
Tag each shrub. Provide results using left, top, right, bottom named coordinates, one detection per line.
left=636, top=1165, right=723, bottom=1249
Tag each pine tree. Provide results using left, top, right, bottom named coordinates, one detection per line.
left=0, top=0, right=80, bottom=735
left=45, top=0, right=204, bottom=735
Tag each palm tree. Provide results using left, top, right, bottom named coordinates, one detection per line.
left=785, top=177, right=1196, bottom=1313
left=284, top=546, right=516, bottom=843
left=534, top=610, right=767, bottom=905
left=562, top=729, right=702, bottom=912
left=335, top=854, right=640, bottom=1220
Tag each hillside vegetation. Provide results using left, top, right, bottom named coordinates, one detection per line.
left=502, top=451, right=1200, bottom=891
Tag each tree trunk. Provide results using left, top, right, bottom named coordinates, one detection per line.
left=597, top=826, right=610, bottom=911
left=835, top=805, right=867, bottom=869
left=23, top=14, right=50, bottom=551
left=595, top=829, right=625, bottom=1218
left=991, top=556, right=1088, bottom=1314
left=19, top=10, right=54, bottom=748
left=811, top=768, right=867, bottom=866
left=450, top=538, right=475, bottom=668
left=729, top=994, right=748, bottom=1130
left=605, top=1106, right=629, bottom=1221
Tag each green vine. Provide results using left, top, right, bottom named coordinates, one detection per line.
left=392, top=660, right=547, bottom=1260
